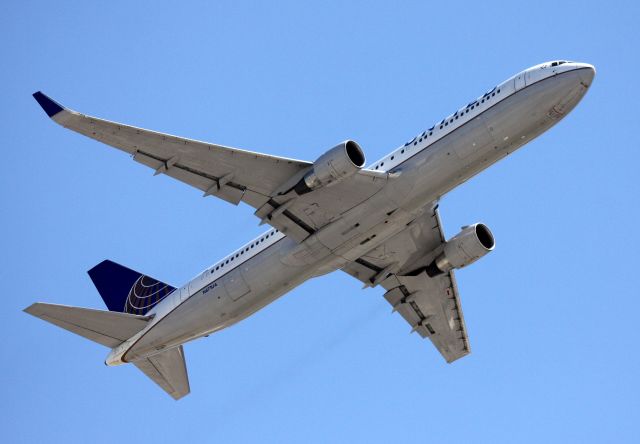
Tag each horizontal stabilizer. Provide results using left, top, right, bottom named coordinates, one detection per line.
left=24, top=303, right=151, bottom=348
left=134, top=346, right=190, bottom=400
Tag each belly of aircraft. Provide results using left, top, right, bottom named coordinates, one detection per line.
left=123, top=240, right=334, bottom=361
left=122, top=68, right=591, bottom=364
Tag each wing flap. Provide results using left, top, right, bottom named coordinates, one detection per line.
left=132, top=149, right=247, bottom=205
left=134, top=346, right=190, bottom=400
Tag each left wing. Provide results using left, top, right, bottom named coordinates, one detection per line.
left=342, top=206, right=471, bottom=363
left=33, top=92, right=387, bottom=242
left=32, top=92, right=311, bottom=207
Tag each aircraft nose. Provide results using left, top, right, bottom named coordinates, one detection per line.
left=577, top=63, right=596, bottom=86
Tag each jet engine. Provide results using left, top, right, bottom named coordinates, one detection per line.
left=294, top=140, right=366, bottom=194
left=426, top=223, right=495, bottom=276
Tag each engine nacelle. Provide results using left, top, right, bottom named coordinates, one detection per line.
left=426, top=223, right=495, bottom=276
left=294, top=140, right=365, bottom=194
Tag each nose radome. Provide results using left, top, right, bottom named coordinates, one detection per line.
left=576, top=63, right=596, bottom=85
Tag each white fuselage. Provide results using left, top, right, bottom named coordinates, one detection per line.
left=107, top=61, right=594, bottom=365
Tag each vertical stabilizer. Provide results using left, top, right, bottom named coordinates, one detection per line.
left=87, top=260, right=175, bottom=315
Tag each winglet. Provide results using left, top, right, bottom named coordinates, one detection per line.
left=32, top=91, right=65, bottom=118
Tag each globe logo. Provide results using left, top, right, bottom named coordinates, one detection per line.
left=124, top=275, right=173, bottom=315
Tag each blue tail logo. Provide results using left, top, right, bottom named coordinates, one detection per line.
left=87, top=260, right=175, bottom=315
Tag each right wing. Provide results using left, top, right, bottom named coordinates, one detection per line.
left=134, top=346, right=190, bottom=400
left=341, top=206, right=471, bottom=363
left=33, top=92, right=387, bottom=242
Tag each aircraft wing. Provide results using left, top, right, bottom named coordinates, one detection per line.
left=33, top=92, right=387, bottom=242
left=32, top=92, right=311, bottom=210
left=341, top=206, right=471, bottom=363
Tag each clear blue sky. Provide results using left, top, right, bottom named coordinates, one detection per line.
left=2, top=1, right=639, bottom=442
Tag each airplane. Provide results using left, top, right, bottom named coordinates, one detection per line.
left=25, top=60, right=595, bottom=400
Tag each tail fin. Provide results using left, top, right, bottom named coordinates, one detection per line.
left=87, top=260, right=175, bottom=315
left=23, top=303, right=151, bottom=348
